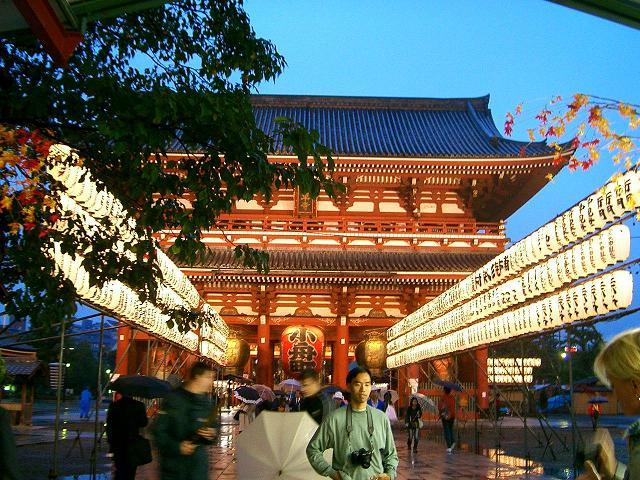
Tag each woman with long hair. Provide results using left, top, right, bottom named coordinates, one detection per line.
left=405, top=397, right=422, bottom=453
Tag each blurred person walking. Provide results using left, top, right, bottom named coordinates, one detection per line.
left=153, top=362, right=217, bottom=480
left=300, top=369, right=333, bottom=425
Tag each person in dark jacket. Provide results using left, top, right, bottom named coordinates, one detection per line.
left=405, top=397, right=422, bottom=453
left=153, top=362, right=216, bottom=480
left=0, top=406, right=20, bottom=480
left=300, top=369, right=333, bottom=425
left=106, top=392, right=149, bottom=480
left=289, top=390, right=302, bottom=412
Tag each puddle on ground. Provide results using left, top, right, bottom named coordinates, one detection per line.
left=459, top=443, right=576, bottom=479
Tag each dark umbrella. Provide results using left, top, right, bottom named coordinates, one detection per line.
left=434, top=380, right=463, bottom=392
left=234, top=385, right=261, bottom=404
left=109, top=375, right=172, bottom=398
left=588, top=396, right=609, bottom=404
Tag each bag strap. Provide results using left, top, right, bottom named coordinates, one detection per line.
left=346, top=405, right=374, bottom=438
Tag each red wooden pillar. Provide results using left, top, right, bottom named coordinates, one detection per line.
left=475, top=347, right=489, bottom=410
left=256, top=315, right=272, bottom=387
left=332, top=316, right=349, bottom=388
left=115, top=324, right=132, bottom=375
left=397, top=366, right=408, bottom=410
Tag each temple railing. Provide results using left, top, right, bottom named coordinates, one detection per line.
left=211, top=216, right=505, bottom=238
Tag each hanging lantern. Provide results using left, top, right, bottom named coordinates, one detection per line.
left=281, top=326, right=325, bottom=379
left=355, top=336, right=388, bottom=377
left=224, top=338, right=250, bottom=375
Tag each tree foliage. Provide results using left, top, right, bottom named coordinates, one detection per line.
left=493, top=325, right=605, bottom=385
left=504, top=94, right=639, bottom=175
left=0, top=1, right=342, bottom=330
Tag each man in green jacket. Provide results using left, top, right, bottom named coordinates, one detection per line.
left=152, top=362, right=217, bottom=480
left=307, top=366, right=399, bottom=480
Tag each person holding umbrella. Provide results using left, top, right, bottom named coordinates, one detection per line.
left=307, top=366, right=398, bottom=480
left=588, top=399, right=601, bottom=431
left=152, top=362, right=217, bottom=480
left=405, top=397, right=422, bottom=453
left=106, top=391, right=149, bottom=480
left=438, top=386, right=456, bottom=453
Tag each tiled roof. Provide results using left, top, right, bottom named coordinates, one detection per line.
left=177, top=248, right=496, bottom=273
left=250, top=95, right=555, bottom=158
left=3, top=358, right=43, bottom=377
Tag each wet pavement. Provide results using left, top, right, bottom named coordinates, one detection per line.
left=14, top=405, right=607, bottom=479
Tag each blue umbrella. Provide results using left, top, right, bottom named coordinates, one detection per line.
left=434, top=380, right=463, bottom=392
left=234, top=386, right=261, bottom=404
left=544, top=394, right=570, bottom=412
left=588, top=396, right=609, bottom=404
left=320, top=385, right=343, bottom=396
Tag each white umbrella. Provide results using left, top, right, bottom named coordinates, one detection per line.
left=237, top=411, right=331, bottom=479
left=380, top=389, right=399, bottom=404
left=277, top=379, right=301, bottom=392
left=412, top=393, right=436, bottom=411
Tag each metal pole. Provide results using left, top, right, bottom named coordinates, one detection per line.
left=90, top=314, right=105, bottom=479
left=521, top=340, right=529, bottom=475
left=146, top=338, right=151, bottom=375
left=48, top=316, right=66, bottom=479
left=567, top=327, right=576, bottom=477
left=473, top=350, right=479, bottom=455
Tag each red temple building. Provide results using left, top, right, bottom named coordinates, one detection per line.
left=116, top=94, right=569, bottom=409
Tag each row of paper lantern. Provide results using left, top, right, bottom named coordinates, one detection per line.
left=387, top=270, right=633, bottom=368
left=388, top=170, right=640, bottom=341
left=47, top=145, right=136, bottom=243
left=201, top=304, right=230, bottom=343
left=489, top=375, right=534, bottom=385
left=47, top=145, right=223, bottom=349
left=49, top=243, right=226, bottom=363
left=47, top=145, right=202, bottom=313
left=488, top=367, right=536, bottom=376
left=57, top=191, right=201, bottom=320
left=387, top=224, right=630, bottom=355
left=488, top=357, right=541, bottom=367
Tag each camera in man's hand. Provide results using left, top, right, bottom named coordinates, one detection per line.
left=350, top=448, right=373, bottom=469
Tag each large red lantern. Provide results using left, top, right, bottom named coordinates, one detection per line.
left=281, top=326, right=324, bottom=379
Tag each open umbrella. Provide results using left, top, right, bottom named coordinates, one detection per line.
left=235, top=386, right=261, bottom=404
left=411, top=393, right=436, bottom=411
left=237, top=411, right=331, bottom=479
left=434, top=380, right=463, bottom=392
left=277, top=379, right=301, bottom=392
left=320, top=385, right=343, bottom=397
left=109, top=375, right=172, bottom=399
left=532, top=383, right=551, bottom=391
left=253, top=384, right=276, bottom=402
left=588, top=396, right=609, bottom=404
left=380, top=389, right=399, bottom=404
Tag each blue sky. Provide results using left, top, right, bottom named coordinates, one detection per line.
left=245, top=0, right=640, bottom=339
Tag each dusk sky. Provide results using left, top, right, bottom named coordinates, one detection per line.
left=244, top=0, right=640, bottom=339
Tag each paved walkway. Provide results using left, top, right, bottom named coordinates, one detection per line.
left=16, top=408, right=561, bottom=479
left=131, top=411, right=556, bottom=480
